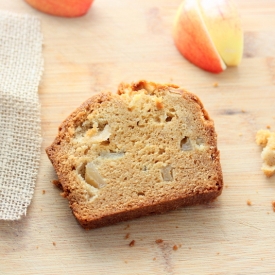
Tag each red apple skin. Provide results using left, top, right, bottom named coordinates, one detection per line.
left=173, top=1, right=225, bottom=74
left=25, top=0, right=94, bottom=17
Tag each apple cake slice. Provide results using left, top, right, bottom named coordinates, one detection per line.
left=46, top=80, right=223, bottom=229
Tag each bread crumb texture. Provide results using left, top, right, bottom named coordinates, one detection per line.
left=256, top=130, right=275, bottom=177
left=129, top=240, right=135, bottom=247
left=155, top=239, right=164, bottom=244
left=213, top=82, right=218, bottom=88
left=46, top=81, right=223, bottom=229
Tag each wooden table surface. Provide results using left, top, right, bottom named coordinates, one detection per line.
left=1, top=0, right=275, bottom=274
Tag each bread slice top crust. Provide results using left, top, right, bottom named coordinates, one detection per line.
left=46, top=80, right=223, bottom=229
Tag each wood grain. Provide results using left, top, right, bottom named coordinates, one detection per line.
left=1, top=0, right=275, bottom=274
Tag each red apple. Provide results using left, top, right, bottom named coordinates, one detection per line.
left=173, top=0, right=243, bottom=73
left=25, top=0, right=94, bottom=17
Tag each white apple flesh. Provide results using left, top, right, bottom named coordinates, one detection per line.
left=173, top=0, right=243, bottom=73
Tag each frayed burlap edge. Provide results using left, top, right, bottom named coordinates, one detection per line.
left=0, top=12, right=43, bottom=220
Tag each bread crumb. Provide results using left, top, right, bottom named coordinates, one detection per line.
left=239, top=133, right=243, bottom=136
left=42, top=190, right=46, bottom=194
left=52, top=179, right=60, bottom=186
left=175, top=226, right=179, bottom=228
left=53, top=242, right=56, bottom=246
left=225, top=185, right=228, bottom=188
left=217, top=252, right=220, bottom=255
left=256, top=130, right=271, bottom=147
left=153, top=257, right=156, bottom=261
left=155, top=239, right=163, bottom=244
left=179, top=244, right=182, bottom=248
left=272, top=201, right=275, bottom=212
left=124, top=260, right=128, bottom=264
left=267, top=125, right=271, bottom=129
left=247, top=200, right=252, bottom=206
left=213, top=82, right=218, bottom=87
left=125, top=233, right=130, bottom=239
left=36, top=246, right=39, bottom=249
left=267, top=212, right=270, bottom=214
left=256, top=130, right=275, bottom=177
left=241, top=109, right=245, bottom=113
left=189, top=247, right=191, bottom=250
left=124, top=224, right=130, bottom=230
left=173, top=245, right=178, bottom=251
left=129, top=240, right=135, bottom=247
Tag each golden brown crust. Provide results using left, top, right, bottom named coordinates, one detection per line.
left=46, top=80, right=223, bottom=229
left=46, top=92, right=115, bottom=201
left=74, top=189, right=222, bottom=229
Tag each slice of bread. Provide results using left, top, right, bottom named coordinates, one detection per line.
left=46, top=80, right=223, bottom=229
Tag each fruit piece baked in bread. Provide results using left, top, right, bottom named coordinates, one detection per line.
left=46, top=80, right=223, bottom=229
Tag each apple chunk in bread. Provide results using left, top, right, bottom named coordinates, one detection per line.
left=46, top=81, right=223, bottom=229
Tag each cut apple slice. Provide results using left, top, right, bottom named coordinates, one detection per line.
left=199, top=0, right=243, bottom=66
left=173, top=0, right=243, bottom=73
left=24, top=0, right=94, bottom=17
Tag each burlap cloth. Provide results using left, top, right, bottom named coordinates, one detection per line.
left=0, top=12, right=43, bottom=220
